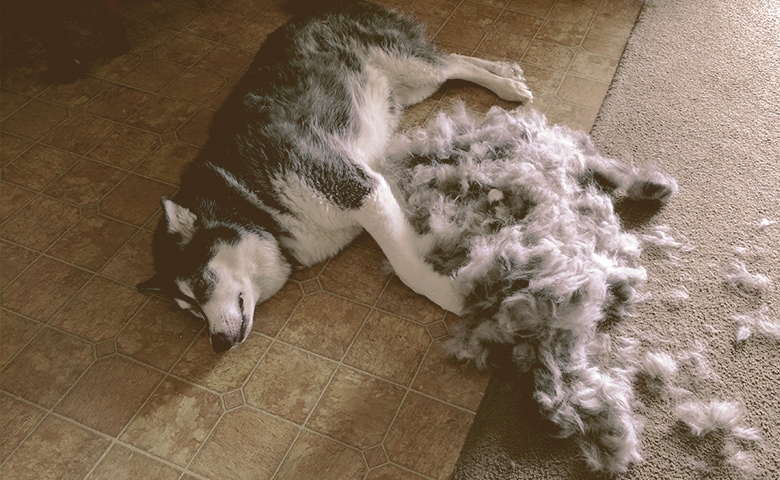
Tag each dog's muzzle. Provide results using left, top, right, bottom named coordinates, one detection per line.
left=210, top=312, right=250, bottom=353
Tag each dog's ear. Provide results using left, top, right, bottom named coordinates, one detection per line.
left=161, top=197, right=197, bottom=245
left=137, top=273, right=165, bottom=293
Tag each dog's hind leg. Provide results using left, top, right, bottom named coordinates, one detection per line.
left=586, top=155, right=678, bottom=204
left=352, top=174, right=464, bottom=314
left=373, top=51, right=532, bottom=107
left=441, top=54, right=533, bottom=104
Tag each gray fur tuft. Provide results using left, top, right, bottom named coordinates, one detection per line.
left=382, top=103, right=680, bottom=473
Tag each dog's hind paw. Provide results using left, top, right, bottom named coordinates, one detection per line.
left=493, top=63, right=533, bottom=103
left=497, top=78, right=533, bottom=104
left=626, top=169, right=678, bottom=204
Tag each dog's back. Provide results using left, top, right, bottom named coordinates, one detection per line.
left=176, top=1, right=442, bottom=257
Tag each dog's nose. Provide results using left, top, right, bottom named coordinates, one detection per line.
left=211, top=333, right=234, bottom=353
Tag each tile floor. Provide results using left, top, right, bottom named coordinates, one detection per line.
left=0, top=0, right=642, bottom=478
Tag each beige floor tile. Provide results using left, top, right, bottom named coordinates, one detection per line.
left=90, top=51, right=144, bottom=82
left=377, top=276, right=446, bottom=324
left=412, top=0, right=462, bottom=18
left=88, top=444, right=182, bottom=480
left=547, top=101, right=600, bottom=131
left=495, top=10, right=545, bottom=37
left=319, top=245, right=390, bottom=305
left=0, top=98, right=68, bottom=140
left=506, top=0, right=556, bottom=17
left=440, top=81, right=500, bottom=111
left=120, top=59, right=186, bottom=93
left=126, top=95, right=199, bottom=134
left=177, top=106, right=216, bottom=145
left=0, top=89, right=32, bottom=120
left=0, top=181, right=33, bottom=221
left=413, top=339, right=489, bottom=411
left=523, top=39, right=575, bottom=71
left=476, top=30, right=531, bottom=60
left=50, top=276, right=146, bottom=342
left=0, top=241, right=38, bottom=290
left=557, top=75, right=611, bottom=108
left=190, top=407, right=299, bottom=480
left=276, top=430, right=367, bottom=480
left=591, top=11, right=637, bottom=39
left=86, top=83, right=153, bottom=123
left=37, top=75, right=111, bottom=108
left=581, top=27, right=631, bottom=58
left=0, top=392, right=46, bottom=462
left=252, top=281, right=304, bottom=337
left=364, top=445, right=389, bottom=469
left=56, top=355, right=163, bottom=436
left=0, top=328, right=93, bottom=408
left=100, top=229, right=156, bottom=285
left=99, top=174, right=176, bottom=226
left=1, top=195, right=80, bottom=251
left=183, top=12, right=242, bottom=42
left=519, top=63, right=566, bottom=97
left=0, top=311, right=42, bottom=367
left=117, top=296, right=203, bottom=371
left=384, top=393, right=474, bottom=479
left=47, top=216, right=137, bottom=271
left=195, top=44, right=254, bottom=77
left=569, top=49, right=619, bottom=83
left=224, top=23, right=276, bottom=52
left=89, top=124, right=161, bottom=170
left=0, top=132, right=33, bottom=166
left=536, top=18, right=589, bottom=46
left=345, top=311, right=432, bottom=385
left=244, top=341, right=337, bottom=424
left=135, top=141, right=200, bottom=184
left=45, top=159, right=127, bottom=206
left=1, top=256, right=92, bottom=321
left=162, top=68, right=226, bottom=105
left=452, top=1, right=503, bottom=27
left=156, top=34, right=216, bottom=66
left=279, top=292, right=369, bottom=360
left=1, top=415, right=111, bottom=480
left=599, top=0, right=643, bottom=20
left=41, top=114, right=118, bottom=155
left=121, top=377, right=223, bottom=466
left=365, top=464, right=428, bottom=479
left=437, top=18, right=488, bottom=51
left=173, top=331, right=272, bottom=393
left=307, top=367, right=406, bottom=449
left=548, top=0, right=597, bottom=26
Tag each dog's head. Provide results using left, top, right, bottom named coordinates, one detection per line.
left=138, top=198, right=291, bottom=352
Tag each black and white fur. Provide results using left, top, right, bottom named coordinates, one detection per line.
left=138, top=0, right=532, bottom=352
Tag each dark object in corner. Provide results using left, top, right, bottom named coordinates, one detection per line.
left=24, top=0, right=130, bottom=83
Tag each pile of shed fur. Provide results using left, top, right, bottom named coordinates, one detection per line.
left=381, top=104, right=777, bottom=475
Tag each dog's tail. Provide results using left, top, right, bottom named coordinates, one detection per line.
left=284, top=0, right=360, bottom=14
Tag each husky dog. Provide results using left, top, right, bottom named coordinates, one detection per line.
left=138, top=0, right=532, bottom=352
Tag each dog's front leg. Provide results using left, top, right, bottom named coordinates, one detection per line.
left=353, top=176, right=464, bottom=315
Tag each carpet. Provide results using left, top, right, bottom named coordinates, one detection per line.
left=452, top=0, right=780, bottom=478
